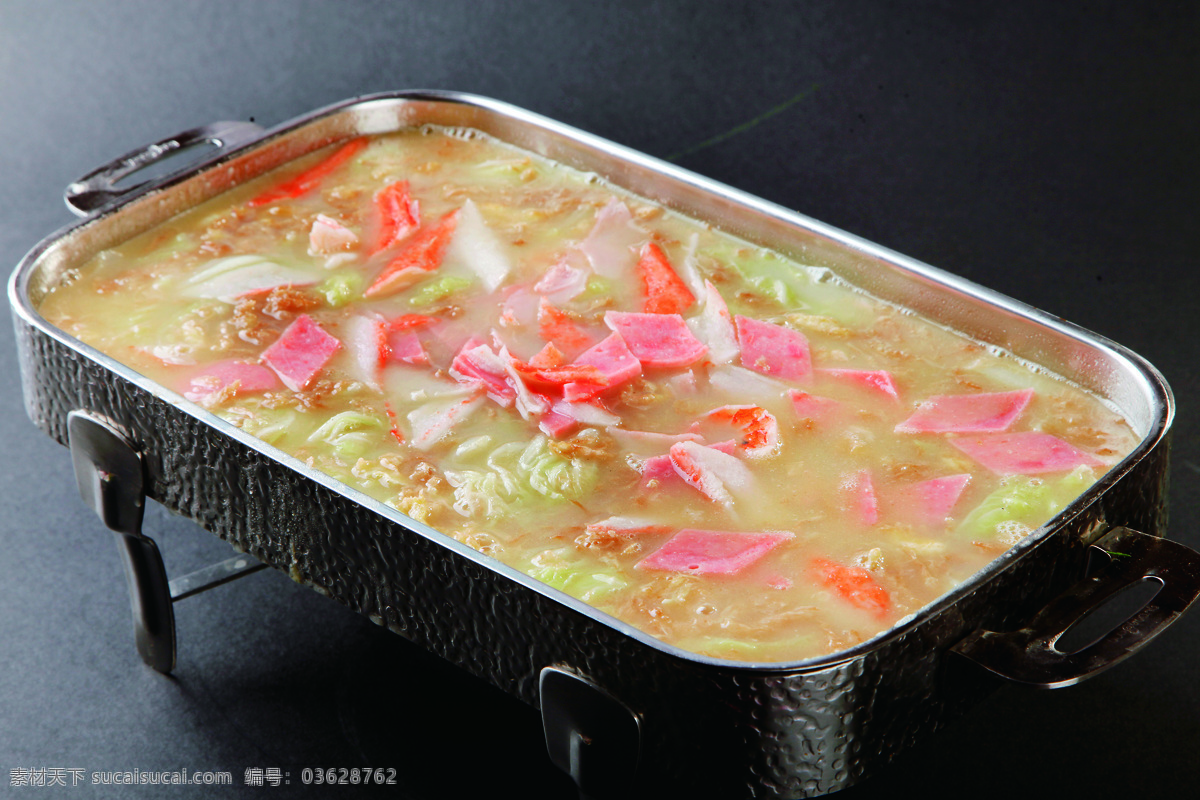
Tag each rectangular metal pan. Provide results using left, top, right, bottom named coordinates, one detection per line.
left=10, top=91, right=1198, bottom=798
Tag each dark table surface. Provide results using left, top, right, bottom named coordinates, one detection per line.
left=2, top=2, right=1198, bottom=798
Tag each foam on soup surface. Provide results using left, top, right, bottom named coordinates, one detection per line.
left=38, top=128, right=1138, bottom=662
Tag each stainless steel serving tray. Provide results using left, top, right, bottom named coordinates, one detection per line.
left=10, top=91, right=1199, bottom=799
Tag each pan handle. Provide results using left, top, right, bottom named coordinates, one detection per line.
left=64, top=120, right=264, bottom=217
left=952, top=527, right=1200, bottom=688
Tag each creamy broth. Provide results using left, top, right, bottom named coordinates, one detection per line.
left=39, top=128, right=1138, bottom=662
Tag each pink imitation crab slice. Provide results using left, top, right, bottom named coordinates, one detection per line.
left=343, top=314, right=390, bottom=390
left=604, top=311, right=708, bottom=368
left=538, top=398, right=617, bottom=438
left=449, top=341, right=517, bottom=407
left=635, top=440, right=735, bottom=486
left=895, top=389, right=1034, bottom=434
left=308, top=214, right=358, bottom=255
left=407, top=393, right=485, bottom=451
left=562, top=333, right=643, bottom=401
left=787, top=389, right=842, bottom=424
left=686, top=280, right=739, bottom=364
left=735, top=316, right=812, bottom=381
left=950, top=432, right=1104, bottom=475
left=818, top=368, right=900, bottom=400
left=839, top=470, right=879, bottom=526
left=637, top=453, right=679, bottom=486
left=579, top=199, right=645, bottom=278
left=534, top=256, right=589, bottom=304
left=388, top=330, right=429, bottom=366
left=702, top=405, right=780, bottom=458
left=499, top=286, right=540, bottom=330
left=538, top=408, right=577, bottom=439
left=669, top=440, right=756, bottom=509
left=260, top=314, right=341, bottom=391
left=183, top=360, right=279, bottom=402
left=901, top=474, right=971, bottom=524
left=499, top=347, right=551, bottom=421
left=638, top=529, right=794, bottom=575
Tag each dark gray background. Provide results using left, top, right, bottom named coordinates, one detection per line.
left=2, top=2, right=1198, bottom=798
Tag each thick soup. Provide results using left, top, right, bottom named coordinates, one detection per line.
left=38, top=128, right=1138, bottom=662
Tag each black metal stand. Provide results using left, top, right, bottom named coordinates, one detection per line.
left=67, top=410, right=265, bottom=673
left=540, top=666, right=641, bottom=800
left=68, top=409, right=641, bottom=795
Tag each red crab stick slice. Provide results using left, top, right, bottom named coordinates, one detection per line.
left=638, top=441, right=737, bottom=487
left=248, top=137, right=368, bottom=207
left=735, top=316, right=812, bottom=381
left=895, top=389, right=1034, bottom=434
left=562, top=333, right=642, bottom=401
left=511, top=361, right=606, bottom=389
left=528, top=342, right=566, bottom=368
left=389, top=314, right=438, bottom=331
left=637, top=242, right=695, bottom=314
left=669, top=440, right=756, bottom=509
left=407, top=393, right=485, bottom=451
left=810, top=558, right=891, bottom=618
left=183, top=360, right=279, bottom=402
left=364, top=209, right=460, bottom=298
left=344, top=314, right=390, bottom=389
left=370, top=180, right=421, bottom=254
left=950, top=432, right=1104, bottom=474
left=538, top=298, right=593, bottom=353
left=260, top=314, right=341, bottom=391
left=604, top=312, right=707, bottom=368
left=638, top=529, right=793, bottom=575
left=702, top=405, right=780, bottom=458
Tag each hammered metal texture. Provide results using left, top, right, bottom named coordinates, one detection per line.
left=9, top=91, right=1175, bottom=798
left=11, top=306, right=1171, bottom=798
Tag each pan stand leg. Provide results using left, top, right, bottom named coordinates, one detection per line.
left=539, top=667, right=641, bottom=800
left=69, top=411, right=174, bottom=673
left=67, top=410, right=266, bottom=674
